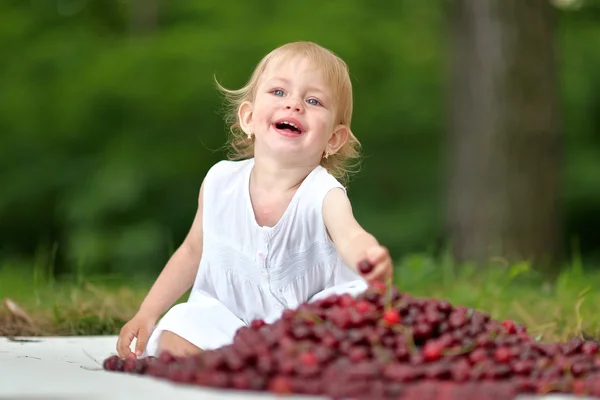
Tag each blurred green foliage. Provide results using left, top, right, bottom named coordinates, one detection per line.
left=1, top=0, right=600, bottom=279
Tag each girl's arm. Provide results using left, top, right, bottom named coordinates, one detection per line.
left=322, top=188, right=393, bottom=283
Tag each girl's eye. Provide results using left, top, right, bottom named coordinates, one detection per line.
left=307, top=98, right=322, bottom=106
left=272, top=89, right=284, bottom=96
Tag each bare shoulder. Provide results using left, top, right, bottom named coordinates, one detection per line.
left=322, top=187, right=351, bottom=215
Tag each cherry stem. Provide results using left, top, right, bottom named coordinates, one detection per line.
left=392, top=325, right=416, bottom=354
left=442, top=341, right=477, bottom=356
left=373, top=346, right=392, bottom=365
left=384, top=275, right=393, bottom=312
left=296, top=311, right=323, bottom=325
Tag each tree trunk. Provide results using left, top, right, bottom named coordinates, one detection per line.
left=445, top=0, right=562, bottom=274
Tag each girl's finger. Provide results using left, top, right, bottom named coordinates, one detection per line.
left=367, top=246, right=387, bottom=264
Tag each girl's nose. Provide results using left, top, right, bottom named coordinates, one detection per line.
left=285, top=99, right=303, bottom=112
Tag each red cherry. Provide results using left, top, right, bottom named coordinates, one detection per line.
left=355, top=300, right=372, bottom=314
left=501, top=320, right=516, bottom=334
left=582, top=341, right=599, bottom=355
left=158, top=351, right=176, bottom=364
left=358, top=259, right=374, bottom=274
left=338, top=293, right=355, bottom=308
left=370, top=281, right=387, bottom=293
left=512, top=360, right=533, bottom=375
left=299, top=351, right=318, bottom=367
left=268, top=376, right=292, bottom=394
left=494, top=347, right=511, bottom=363
left=423, top=341, right=444, bottom=361
left=102, top=355, right=119, bottom=371
left=122, top=358, right=137, bottom=372
left=572, top=379, right=586, bottom=395
left=468, top=348, right=487, bottom=365
left=250, top=319, right=266, bottom=329
left=383, top=309, right=400, bottom=325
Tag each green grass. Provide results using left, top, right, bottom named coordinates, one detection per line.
left=0, top=253, right=598, bottom=343
left=0, top=262, right=159, bottom=336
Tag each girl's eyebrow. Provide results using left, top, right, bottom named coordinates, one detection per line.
left=266, top=77, right=290, bottom=85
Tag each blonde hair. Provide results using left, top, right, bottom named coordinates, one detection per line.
left=215, top=41, right=361, bottom=185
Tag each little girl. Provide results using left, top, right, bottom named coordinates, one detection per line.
left=116, top=41, right=394, bottom=359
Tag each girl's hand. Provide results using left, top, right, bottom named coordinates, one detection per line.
left=116, top=311, right=157, bottom=359
left=357, top=245, right=393, bottom=284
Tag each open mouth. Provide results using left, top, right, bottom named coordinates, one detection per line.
left=274, top=120, right=303, bottom=134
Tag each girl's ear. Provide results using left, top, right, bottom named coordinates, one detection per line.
left=327, top=124, right=349, bottom=154
left=238, top=101, right=254, bottom=135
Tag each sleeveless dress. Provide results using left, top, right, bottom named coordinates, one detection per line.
left=144, top=158, right=368, bottom=356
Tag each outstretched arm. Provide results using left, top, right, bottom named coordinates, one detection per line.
left=322, top=188, right=393, bottom=283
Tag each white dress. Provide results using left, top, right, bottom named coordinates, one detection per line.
left=144, top=158, right=368, bottom=356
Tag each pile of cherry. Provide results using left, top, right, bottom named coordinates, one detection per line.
left=103, top=283, right=600, bottom=399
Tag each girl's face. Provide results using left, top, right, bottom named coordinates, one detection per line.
left=241, top=56, right=345, bottom=168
